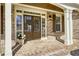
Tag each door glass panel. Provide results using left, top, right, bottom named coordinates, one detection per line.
left=16, top=15, right=22, bottom=30
left=24, top=15, right=32, bottom=32
left=42, top=18, right=45, bottom=37
left=33, top=16, right=41, bottom=32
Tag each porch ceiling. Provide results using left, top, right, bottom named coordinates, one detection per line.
left=21, top=3, right=64, bottom=12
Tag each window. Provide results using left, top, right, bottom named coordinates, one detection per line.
left=42, top=18, right=46, bottom=37
left=16, top=15, right=22, bottom=38
left=16, top=15, right=22, bottom=31
left=55, top=15, right=61, bottom=32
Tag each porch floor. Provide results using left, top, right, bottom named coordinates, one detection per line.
left=14, top=36, right=68, bottom=56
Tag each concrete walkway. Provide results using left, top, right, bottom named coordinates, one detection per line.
left=14, top=36, right=68, bottom=56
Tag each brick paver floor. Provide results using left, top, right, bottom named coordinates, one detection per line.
left=14, top=36, right=68, bottom=56
left=2, top=36, right=79, bottom=56
left=1, top=37, right=67, bottom=56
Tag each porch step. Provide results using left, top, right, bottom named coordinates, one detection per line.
left=12, top=43, right=22, bottom=56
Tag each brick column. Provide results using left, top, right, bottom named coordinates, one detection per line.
left=5, top=3, right=12, bottom=56
left=64, top=9, right=73, bottom=45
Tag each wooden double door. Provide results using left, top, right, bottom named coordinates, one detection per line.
left=23, top=15, right=41, bottom=40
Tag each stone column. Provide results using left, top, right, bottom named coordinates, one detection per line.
left=5, top=3, right=12, bottom=56
left=64, top=9, right=73, bottom=45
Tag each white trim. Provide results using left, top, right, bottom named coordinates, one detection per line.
left=5, top=3, right=12, bottom=56
left=13, top=4, right=64, bottom=14
left=41, top=14, right=47, bottom=40
left=52, top=3, right=79, bottom=13
left=64, top=9, right=73, bottom=45
left=69, top=10, right=73, bottom=45
left=45, top=14, right=48, bottom=39
left=53, top=3, right=78, bottom=10
left=23, top=13, right=41, bottom=17
left=0, top=4, right=2, bottom=56
left=22, top=10, right=24, bottom=38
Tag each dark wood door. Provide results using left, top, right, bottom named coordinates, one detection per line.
left=23, top=15, right=41, bottom=40
left=23, top=15, right=33, bottom=40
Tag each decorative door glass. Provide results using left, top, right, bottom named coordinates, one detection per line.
left=24, top=15, right=32, bottom=32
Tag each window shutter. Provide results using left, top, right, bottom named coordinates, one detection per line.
left=62, top=15, right=64, bottom=32
left=53, top=14, right=56, bottom=32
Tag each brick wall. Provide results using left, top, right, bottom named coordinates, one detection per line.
left=47, top=13, right=54, bottom=35
left=73, top=14, right=79, bottom=39
left=47, top=12, right=65, bottom=43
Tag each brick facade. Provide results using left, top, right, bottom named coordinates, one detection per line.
left=47, top=13, right=54, bottom=35
left=73, top=13, right=79, bottom=39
